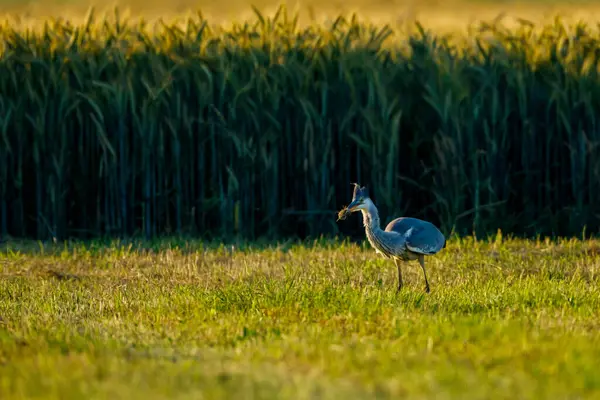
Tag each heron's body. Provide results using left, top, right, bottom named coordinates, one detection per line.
left=343, top=183, right=446, bottom=293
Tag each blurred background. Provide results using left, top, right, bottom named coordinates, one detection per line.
left=2, top=0, right=600, bottom=29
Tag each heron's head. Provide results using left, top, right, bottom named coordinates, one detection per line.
left=346, top=183, right=370, bottom=212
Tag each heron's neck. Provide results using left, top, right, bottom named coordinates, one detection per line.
left=361, top=201, right=381, bottom=231
left=360, top=199, right=399, bottom=257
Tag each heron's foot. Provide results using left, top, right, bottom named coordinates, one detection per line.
left=424, top=284, right=431, bottom=293
left=396, top=284, right=403, bottom=293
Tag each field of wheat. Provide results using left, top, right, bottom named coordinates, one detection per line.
left=3, top=2, right=600, bottom=241
left=5, top=0, right=600, bottom=30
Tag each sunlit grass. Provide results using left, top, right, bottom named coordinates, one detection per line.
left=1, top=236, right=599, bottom=398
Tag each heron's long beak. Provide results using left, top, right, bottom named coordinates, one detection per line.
left=347, top=199, right=362, bottom=212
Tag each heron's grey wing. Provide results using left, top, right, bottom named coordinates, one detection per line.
left=385, top=217, right=446, bottom=255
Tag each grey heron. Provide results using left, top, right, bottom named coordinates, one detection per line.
left=338, top=183, right=446, bottom=293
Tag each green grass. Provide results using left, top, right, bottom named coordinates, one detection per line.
left=1, top=235, right=600, bottom=399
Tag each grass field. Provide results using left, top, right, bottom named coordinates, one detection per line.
left=1, top=236, right=600, bottom=399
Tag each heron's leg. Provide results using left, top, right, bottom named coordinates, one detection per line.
left=418, top=255, right=431, bottom=293
left=393, top=258, right=403, bottom=292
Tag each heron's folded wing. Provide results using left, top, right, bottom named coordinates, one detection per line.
left=405, top=225, right=445, bottom=255
left=385, top=217, right=445, bottom=255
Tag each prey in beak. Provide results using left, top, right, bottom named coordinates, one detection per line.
left=336, top=183, right=369, bottom=221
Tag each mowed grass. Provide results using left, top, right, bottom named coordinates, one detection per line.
left=1, top=236, right=600, bottom=399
